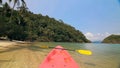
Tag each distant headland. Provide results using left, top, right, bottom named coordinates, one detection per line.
left=102, top=35, right=120, bottom=44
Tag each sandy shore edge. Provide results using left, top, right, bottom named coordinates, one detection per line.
left=0, top=40, right=31, bottom=48
left=0, top=41, right=17, bottom=47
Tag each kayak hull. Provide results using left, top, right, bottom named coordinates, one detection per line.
left=39, top=45, right=79, bottom=68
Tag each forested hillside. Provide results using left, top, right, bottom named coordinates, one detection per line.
left=0, top=3, right=90, bottom=43
left=102, top=35, right=120, bottom=44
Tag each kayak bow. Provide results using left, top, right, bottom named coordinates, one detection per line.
left=39, top=45, right=79, bottom=68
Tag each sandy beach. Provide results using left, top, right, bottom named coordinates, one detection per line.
left=0, top=41, right=18, bottom=51
left=0, top=40, right=30, bottom=51
left=0, top=41, right=48, bottom=68
left=0, top=41, right=17, bottom=47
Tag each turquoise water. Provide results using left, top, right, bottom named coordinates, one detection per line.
left=35, top=42, right=120, bottom=68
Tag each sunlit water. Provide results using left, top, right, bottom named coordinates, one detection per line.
left=35, top=42, right=120, bottom=68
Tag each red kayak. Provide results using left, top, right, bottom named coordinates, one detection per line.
left=39, top=45, right=79, bottom=68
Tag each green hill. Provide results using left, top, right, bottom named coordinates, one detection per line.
left=0, top=3, right=90, bottom=43
left=102, top=35, right=120, bottom=44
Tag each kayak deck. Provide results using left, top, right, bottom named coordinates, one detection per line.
left=39, top=45, right=79, bottom=68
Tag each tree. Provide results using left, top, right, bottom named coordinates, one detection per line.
left=0, top=0, right=2, bottom=4
left=2, top=2, right=11, bottom=17
left=0, top=0, right=26, bottom=9
left=8, top=0, right=26, bottom=9
left=0, top=4, right=90, bottom=42
left=0, top=0, right=27, bottom=25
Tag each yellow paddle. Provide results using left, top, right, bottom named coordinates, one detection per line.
left=76, top=50, right=92, bottom=55
left=40, top=45, right=92, bottom=55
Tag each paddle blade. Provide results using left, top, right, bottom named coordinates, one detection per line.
left=40, top=45, right=49, bottom=49
left=76, top=50, right=92, bottom=55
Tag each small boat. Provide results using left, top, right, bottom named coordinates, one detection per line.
left=39, top=45, right=79, bottom=68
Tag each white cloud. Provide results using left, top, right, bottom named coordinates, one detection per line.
left=85, top=32, right=111, bottom=41
left=85, top=32, right=94, bottom=38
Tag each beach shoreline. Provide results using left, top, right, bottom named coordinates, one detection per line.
left=0, top=40, right=31, bottom=46
left=0, top=40, right=31, bottom=51
left=0, top=40, right=17, bottom=47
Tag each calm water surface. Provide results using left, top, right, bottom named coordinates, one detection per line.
left=35, top=42, right=120, bottom=68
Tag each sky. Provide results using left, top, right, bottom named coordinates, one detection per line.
left=3, top=0, right=120, bottom=41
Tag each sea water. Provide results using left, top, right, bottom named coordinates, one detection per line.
left=36, top=42, right=120, bottom=68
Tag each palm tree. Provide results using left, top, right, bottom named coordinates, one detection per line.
left=2, top=2, right=11, bottom=16
left=0, top=0, right=26, bottom=8
left=0, top=0, right=27, bottom=23
left=8, top=0, right=26, bottom=9
left=0, top=0, right=2, bottom=4
left=6, top=0, right=26, bottom=24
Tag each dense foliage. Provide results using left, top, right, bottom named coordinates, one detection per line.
left=102, top=35, right=120, bottom=44
left=0, top=3, right=90, bottom=43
